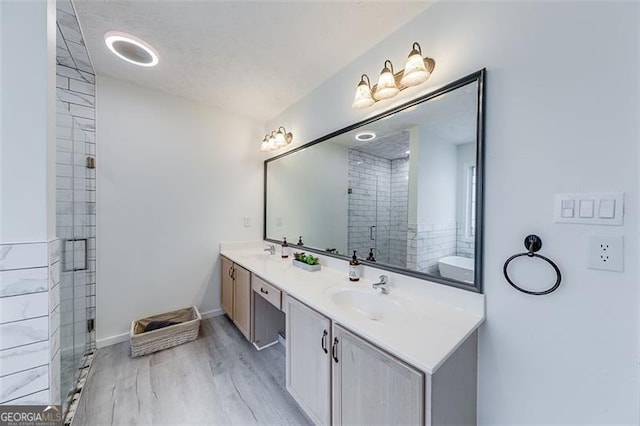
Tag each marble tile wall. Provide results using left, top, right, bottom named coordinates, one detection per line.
left=406, top=223, right=458, bottom=275
left=347, top=149, right=391, bottom=263
left=456, top=223, right=475, bottom=260
left=56, top=0, right=96, bottom=134
left=0, top=242, right=56, bottom=405
left=49, top=241, right=62, bottom=405
left=389, top=158, right=409, bottom=267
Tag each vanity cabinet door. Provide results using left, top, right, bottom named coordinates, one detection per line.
left=232, top=264, right=251, bottom=340
left=221, top=256, right=234, bottom=318
left=285, top=296, right=332, bottom=425
left=332, top=324, right=424, bottom=426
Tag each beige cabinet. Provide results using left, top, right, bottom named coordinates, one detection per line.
left=233, top=264, right=251, bottom=340
left=221, top=256, right=234, bottom=317
left=285, top=296, right=332, bottom=425
left=332, top=324, right=424, bottom=425
left=220, top=256, right=251, bottom=340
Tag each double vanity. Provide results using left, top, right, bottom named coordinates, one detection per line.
left=220, top=242, right=485, bottom=425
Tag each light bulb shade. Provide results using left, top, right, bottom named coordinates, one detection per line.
left=400, top=49, right=430, bottom=87
left=268, top=133, right=277, bottom=150
left=373, top=60, right=399, bottom=100
left=275, top=129, right=287, bottom=147
left=260, top=135, right=270, bottom=152
left=352, top=75, right=374, bottom=109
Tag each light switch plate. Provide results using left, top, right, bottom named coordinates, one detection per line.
left=588, top=235, right=624, bottom=272
left=555, top=192, right=624, bottom=225
left=243, top=217, right=251, bottom=227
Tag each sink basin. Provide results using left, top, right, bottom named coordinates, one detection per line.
left=242, top=253, right=279, bottom=261
left=327, top=288, right=408, bottom=323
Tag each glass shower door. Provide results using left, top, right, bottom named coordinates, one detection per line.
left=56, top=101, right=96, bottom=407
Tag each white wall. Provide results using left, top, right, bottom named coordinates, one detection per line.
left=0, top=0, right=60, bottom=406
left=414, top=124, right=457, bottom=225
left=267, top=2, right=639, bottom=423
left=96, top=76, right=264, bottom=344
left=0, top=0, right=56, bottom=243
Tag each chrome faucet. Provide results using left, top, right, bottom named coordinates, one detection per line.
left=263, top=244, right=276, bottom=255
left=372, top=275, right=389, bottom=294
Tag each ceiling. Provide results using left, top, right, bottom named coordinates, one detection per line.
left=73, top=1, right=432, bottom=122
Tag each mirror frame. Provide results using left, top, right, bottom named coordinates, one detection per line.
left=264, top=69, right=486, bottom=293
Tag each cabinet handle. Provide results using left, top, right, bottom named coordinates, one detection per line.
left=260, top=287, right=269, bottom=295
left=228, top=266, right=234, bottom=279
left=332, top=337, right=339, bottom=362
left=321, top=329, right=328, bottom=354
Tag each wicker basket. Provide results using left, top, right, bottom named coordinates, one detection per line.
left=130, top=306, right=201, bottom=357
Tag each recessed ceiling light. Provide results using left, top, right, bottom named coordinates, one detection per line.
left=355, top=131, right=376, bottom=141
left=104, top=31, right=159, bottom=67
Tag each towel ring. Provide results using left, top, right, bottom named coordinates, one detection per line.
left=503, top=234, right=561, bottom=296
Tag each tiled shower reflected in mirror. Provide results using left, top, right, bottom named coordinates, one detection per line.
left=56, top=0, right=97, bottom=418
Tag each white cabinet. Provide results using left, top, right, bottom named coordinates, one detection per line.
left=222, top=257, right=478, bottom=426
left=332, top=324, right=424, bottom=425
left=285, top=296, right=425, bottom=426
left=285, top=296, right=332, bottom=425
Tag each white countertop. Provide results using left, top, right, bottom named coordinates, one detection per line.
left=220, top=242, right=485, bottom=374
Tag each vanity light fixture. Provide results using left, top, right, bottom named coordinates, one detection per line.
left=104, top=31, right=159, bottom=67
left=352, top=75, right=375, bottom=109
left=260, top=127, right=293, bottom=151
left=355, top=131, right=376, bottom=141
left=373, top=60, right=400, bottom=100
left=352, top=41, right=435, bottom=109
left=400, top=42, right=431, bottom=87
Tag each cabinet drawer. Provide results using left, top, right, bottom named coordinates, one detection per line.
left=252, top=275, right=281, bottom=309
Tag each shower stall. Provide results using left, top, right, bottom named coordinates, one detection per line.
left=56, top=0, right=97, bottom=415
left=55, top=102, right=96, bottom=407
left=347, top=148, right=409, bottom=267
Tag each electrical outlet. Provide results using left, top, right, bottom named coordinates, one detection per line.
left=243, top=217, right=251, bottom=228
left=588, top=235, right=623, bottom=272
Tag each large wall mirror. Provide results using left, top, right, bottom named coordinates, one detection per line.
left=265, top=70, right=485, bottom=292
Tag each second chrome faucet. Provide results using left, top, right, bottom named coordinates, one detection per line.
left=372, top=275, right=389, bottom=294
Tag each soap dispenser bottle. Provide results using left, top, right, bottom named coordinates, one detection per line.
left=366, top=248, right=376, bottom=262
left=281, top=237, right=290, bottom=259
left=349, top=251, right=361, bottom=282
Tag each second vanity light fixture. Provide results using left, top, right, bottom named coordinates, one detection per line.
left=352, top=42, right=436, bottom=109
left=260, top=126, right=293, bottom=151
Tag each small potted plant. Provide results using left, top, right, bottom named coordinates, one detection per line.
left=293, top=252, right=321, bottom=272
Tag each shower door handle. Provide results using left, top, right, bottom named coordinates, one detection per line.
left=370, top=225, right=376, bottom=240
left=63, top=238, right=88, bottom=272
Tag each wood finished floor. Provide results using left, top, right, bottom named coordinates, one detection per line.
left=72, top=315, right=311, bottom=426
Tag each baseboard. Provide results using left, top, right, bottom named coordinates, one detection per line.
left=96, top=332, right=129, bottom=348
left=200, top=308, right=225, bottom=319
left=96, top=308, right=225, bottom=349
